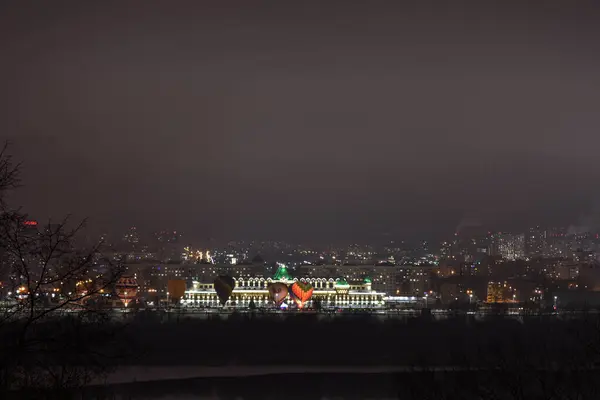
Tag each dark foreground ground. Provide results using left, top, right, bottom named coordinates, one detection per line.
left=64, top=369, right=600, bottom=399
left=123, top=312, right=600, bottom=368
left=5, top=312, right=600, bottom=398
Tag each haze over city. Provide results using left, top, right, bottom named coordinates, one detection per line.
left=2, top=1, right=600, bottom=244
left=5, top=1, right=600, bottom=399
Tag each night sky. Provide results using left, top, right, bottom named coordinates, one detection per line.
left=1, top=1, right=600, bottom=244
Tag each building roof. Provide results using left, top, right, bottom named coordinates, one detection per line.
left=273, top=265, right=292, bottom=280
left=363, top=276, right=372, bottom=284
left=336, top=277, right=349, bottom=286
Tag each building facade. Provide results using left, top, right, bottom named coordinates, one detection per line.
left=183, top=265, right=386, bottom=309
left=495, top=233, right=526, bottom=261
left=486, top=281, right=518, bottom=303
left=295, top=264, right=434, bottom=296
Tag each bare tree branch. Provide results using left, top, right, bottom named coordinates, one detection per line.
left=0, top=146, right=128, bottom=394
left=0, top=142, right=20, bottom=208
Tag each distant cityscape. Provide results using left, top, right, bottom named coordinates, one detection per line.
left=62, top=224, right=600, bottom=312
left=5, top=220, right=600, bottom=313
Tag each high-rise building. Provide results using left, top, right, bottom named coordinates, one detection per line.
left=544, top=227, right=569, bottom=258
left=439, top=241, right=452, bottom=260
left=451, top=228, right=491, bottom=263
left=496, top=233, right=525, bottom=261
left=123, top=227, right=140, bottom=245
left=154, top=230, right=182, bottom=244
left=526, top=226, right=547, bottom=258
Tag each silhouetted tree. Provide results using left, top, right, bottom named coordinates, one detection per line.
left=0, top=144, right=126, bottom=395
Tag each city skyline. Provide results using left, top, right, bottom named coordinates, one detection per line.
left=16, top=214, right=600, bottom=249
left=88, top=222, right=600, bottom=248
left=3, top=2, right=600, bottom=397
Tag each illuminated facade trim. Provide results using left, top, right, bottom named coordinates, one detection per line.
left=183, top=276, right=386, bottom=308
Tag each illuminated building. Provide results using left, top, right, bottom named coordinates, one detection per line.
left=552, top=262, right=579, bottom=280
left=544, top=227, right=569, bottom=258
left=183, top=264, right=386, bottom=309
left=486, top=281, right=518, bottom=303
left=580, top=263, right=600, bottom=291
left=526, top=226, right=546, bottom=258
left=439, top=241, right=452, bottom=260
left=23, top=220, right=38, bottom=227
left=122, top=226, right=140, bottom=245
left=496, top=233, right=525, bottom=261
left=154, top=230, right=182, bottom=243
left=296, top=264, right=434, bottom=296
left=486, top=282, right=504, bottom=303
left=126, top=260, right=270, bottom=296
left=451, top=229, right=491, bottom=263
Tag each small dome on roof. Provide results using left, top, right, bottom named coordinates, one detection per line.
left=273, top=264, right=292, bottom=281
left=363, top=276, right=372, bottom=284
left=335, top=277, right=349, bottom=286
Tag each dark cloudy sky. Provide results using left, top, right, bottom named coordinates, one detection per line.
left=1, top=1, right=599, bottom=244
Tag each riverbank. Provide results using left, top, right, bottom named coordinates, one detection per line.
left=96, top=365, right=463, bottom=385
left=82, top=367, right=600, bottom=400
left=122, top=313, right=598, bottom=367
